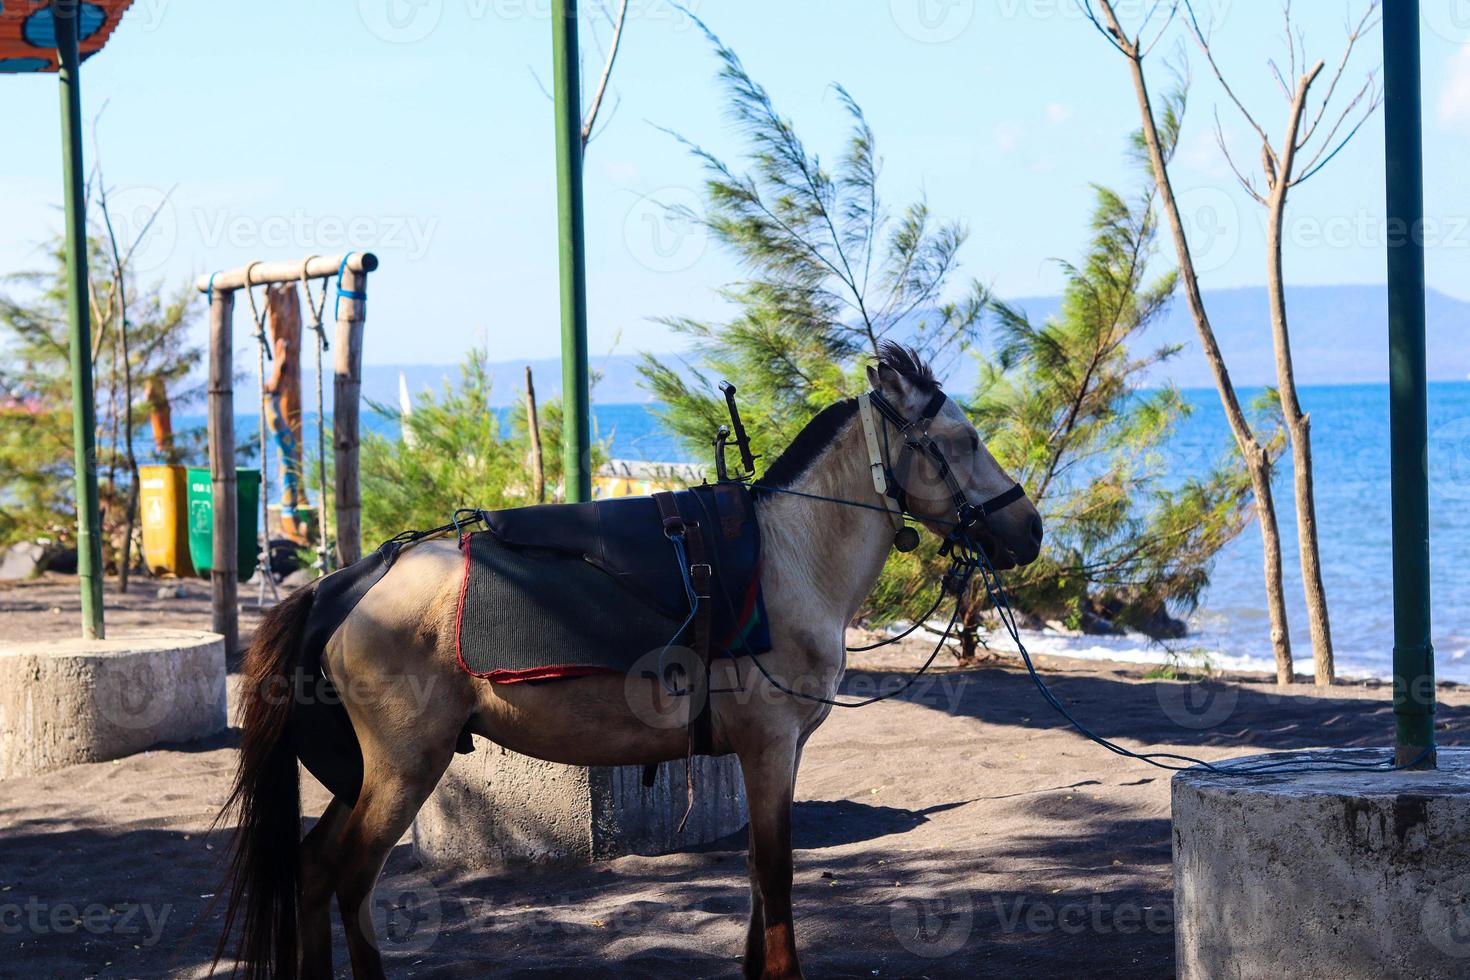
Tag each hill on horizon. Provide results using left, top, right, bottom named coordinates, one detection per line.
left=239, top=284, right=1468, bottom=410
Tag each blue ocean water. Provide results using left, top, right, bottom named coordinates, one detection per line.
left=165, top=383, right=1470, bottom=682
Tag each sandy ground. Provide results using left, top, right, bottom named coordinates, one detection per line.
left=4, top=573, right=1469, bottom=979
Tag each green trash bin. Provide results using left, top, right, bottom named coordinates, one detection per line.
left=185, top=467, right=261, bottom=581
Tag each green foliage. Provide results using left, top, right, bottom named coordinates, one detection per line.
left=0, top=238, right=202, bottom=551
left=639, top=27, right=1259, bottom=645
left=639, top=20, right=987, bottom=460
left=359, top=349, right=606, bottom=547
left=967, top=183, right=1256, bottom=635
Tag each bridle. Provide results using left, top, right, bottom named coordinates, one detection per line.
left=857, top=386, right=1027, bottom=556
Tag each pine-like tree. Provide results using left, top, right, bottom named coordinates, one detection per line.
left=642, top=24, right=1265, bottom=653
left=967, top=184, right=1267, bottom=648
left=639, top=21, right=987, bottom=458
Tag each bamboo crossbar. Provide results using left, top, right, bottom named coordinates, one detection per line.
left=194, top=252, right=378, bottom=293
left=202, top=251, right=378, bottom=651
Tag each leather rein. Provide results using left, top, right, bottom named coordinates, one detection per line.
left=735, top=387, right=1030, bottom=706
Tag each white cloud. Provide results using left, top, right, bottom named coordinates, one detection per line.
left=994, top=122, right=1024, bottom=153
left=1441, top=43, right=1470, bottom=125
left=1045, top=103, right=1073, bottom=125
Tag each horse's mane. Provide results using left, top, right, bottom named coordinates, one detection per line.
left=757, top=343, right=939, bottom=489
left=757, top=398, right=859, bottom=489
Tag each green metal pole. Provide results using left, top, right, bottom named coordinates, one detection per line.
left=1383, top=0, right=1434, bottom=768
left=55, top=2, right=105, bottom=640
left=551, top=0, right=592, bottom=503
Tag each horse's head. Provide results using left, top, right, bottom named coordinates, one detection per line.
left=864, top=343, right=1043, bottom=570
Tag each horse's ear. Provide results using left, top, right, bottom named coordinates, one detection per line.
left=866, top=361, right=907, bottom=403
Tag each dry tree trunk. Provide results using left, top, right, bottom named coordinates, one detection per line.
left=1263, top=70, right=1337, bottom=686
left=1097, top=0, right=1295, bottom=684
left=525, top=366, right=545, bottom=504
left=118, top=303, right=140, bottom=593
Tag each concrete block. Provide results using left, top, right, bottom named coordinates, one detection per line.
left=1174, top=748, right=1470, bottom=980
left=414, top=739, right=747, bottom=868
left=0, top=630, right=227, bottom=779
left=0, top=541, right=46, bottom=580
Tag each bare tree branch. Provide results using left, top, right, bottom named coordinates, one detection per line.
left=1298, top=0, right=1380, bottom=147
left=1212, top=107, right=1267, bottom=204
left=580, top=0, right=628, bottom=149
left=1076, top=0, right=1132, bottom=57
left=1182, top=0, right=1275, bottom=157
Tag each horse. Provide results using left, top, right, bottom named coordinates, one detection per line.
left=216, top=343, right=1043, bottom=979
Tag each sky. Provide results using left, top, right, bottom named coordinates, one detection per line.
left=3, top=0, right=1468, bottom=369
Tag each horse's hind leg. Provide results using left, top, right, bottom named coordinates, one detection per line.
left=334, top=737, right=458, bottom=980
left=299, top=797, right=351, bottom=978
left=739, top=740, right=803, bottom=980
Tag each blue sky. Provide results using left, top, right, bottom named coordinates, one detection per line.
left=4, top=0, right=1468, bottom=368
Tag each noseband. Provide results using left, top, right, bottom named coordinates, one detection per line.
left=857, top=387, right=1026, bottom=553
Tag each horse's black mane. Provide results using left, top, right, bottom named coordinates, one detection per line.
left=757, top=398, right=859, bottom=489
left=756, top=343, right=938, bottom=489
left=875, top=340, right=940, bottom=392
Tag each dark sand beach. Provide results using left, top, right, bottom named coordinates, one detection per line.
left=4, top=573, right=1467, bottom=978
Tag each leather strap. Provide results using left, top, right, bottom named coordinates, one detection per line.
left=857, top=393, right=909, bottom=539
left=652, top=491, right=715, bottom=757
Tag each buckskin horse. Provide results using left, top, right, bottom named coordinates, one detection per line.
left=216, top=344, right=1043, bottom=979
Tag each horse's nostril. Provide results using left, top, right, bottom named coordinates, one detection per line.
left=1029, top=515, right=1044, bottom=545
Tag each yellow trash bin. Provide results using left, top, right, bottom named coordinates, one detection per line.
left=139, top=464, right=195, bottom=577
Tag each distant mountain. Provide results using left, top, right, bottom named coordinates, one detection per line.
left=997, top=284, right=1470, bottom=390
left=236, top=285, right=1468, bottom=411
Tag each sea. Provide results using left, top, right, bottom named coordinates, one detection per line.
left=163, top=382, right=1470, bottom=683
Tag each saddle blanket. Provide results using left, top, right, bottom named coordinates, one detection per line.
left=455, top=482, right=773, bottom=683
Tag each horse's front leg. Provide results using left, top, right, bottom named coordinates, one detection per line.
left=738, top=740, right=803, bottom=980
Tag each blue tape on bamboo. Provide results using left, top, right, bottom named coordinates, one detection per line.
left=333, top=253, right=367, bottom=321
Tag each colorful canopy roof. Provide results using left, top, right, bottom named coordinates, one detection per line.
left=1, top=1, right=132, bottom=73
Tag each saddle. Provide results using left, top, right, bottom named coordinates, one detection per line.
left=455, top=481, right=772, bottom=758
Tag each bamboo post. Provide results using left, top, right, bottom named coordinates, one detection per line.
left=552, top=0, right=592, bottom=503
left=195, top=253, right=377, bottom=578
left=207, top=288, right=239, bottom=658
left=333, top=264, right=368, bottom=566
left=1383, top=0, right=1436, bottom=769
left=55, top=4, right=105, bottom=640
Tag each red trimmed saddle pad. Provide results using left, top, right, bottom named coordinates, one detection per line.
left=455, top=483, right=772, bottom=683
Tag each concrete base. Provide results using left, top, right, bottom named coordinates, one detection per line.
left=0, top=629, right=227, bottom=779
left=1174, top=748, right=1470, bottom=980
left=414, top=738, right=748, bottom=868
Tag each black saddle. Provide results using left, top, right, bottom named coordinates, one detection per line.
left=476, top=481, right=766, bottom=634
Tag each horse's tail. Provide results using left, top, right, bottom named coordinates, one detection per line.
left=213, top=584, right=316, bottom=980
